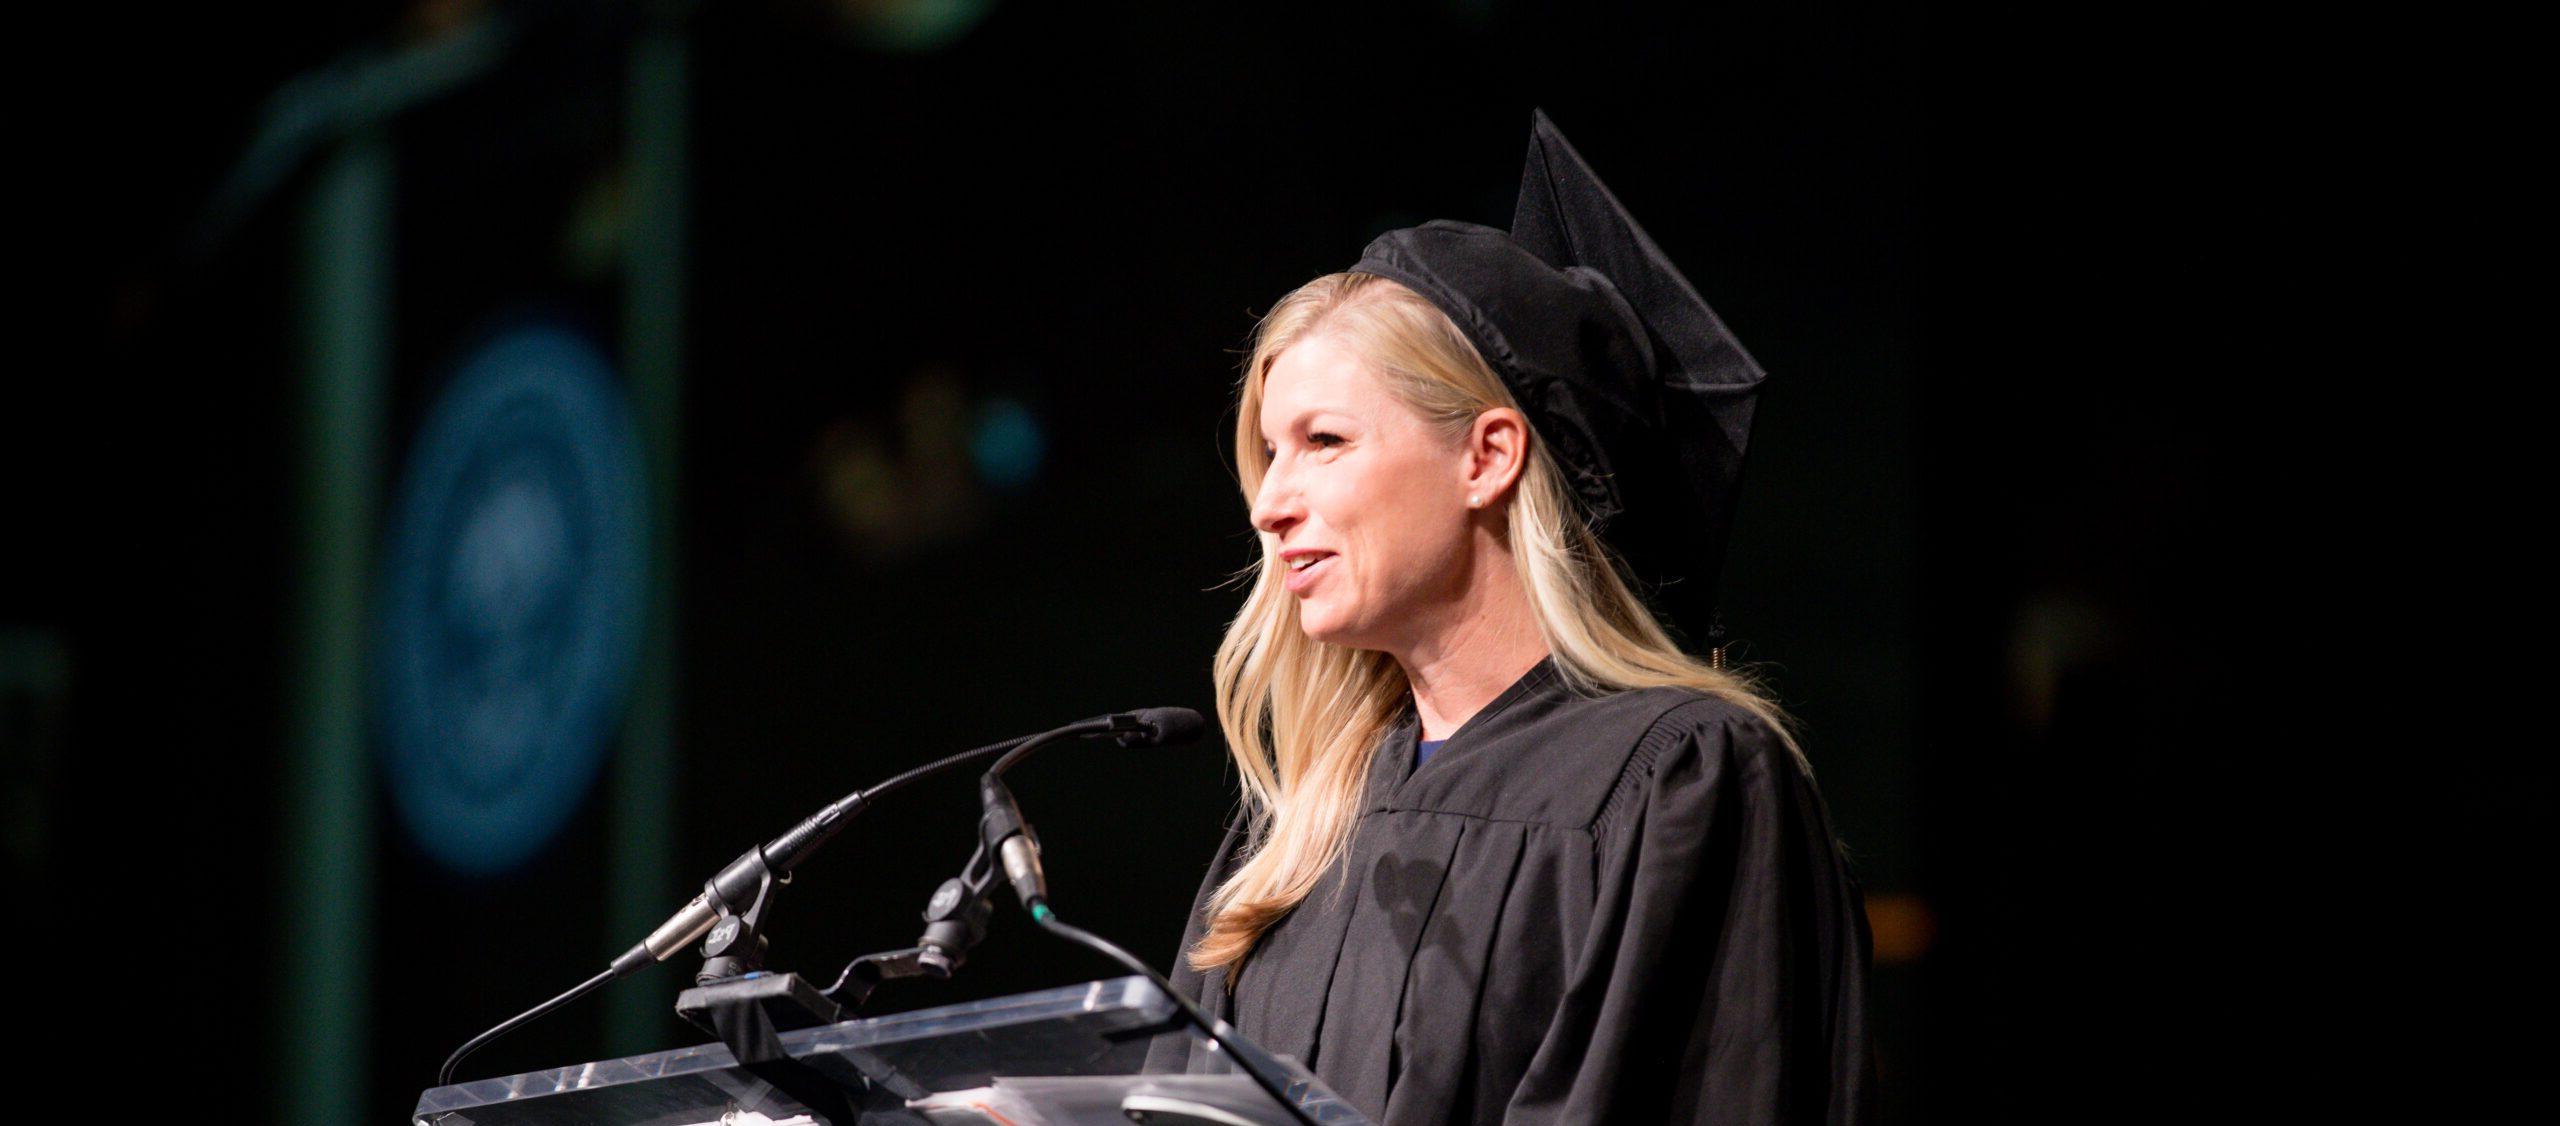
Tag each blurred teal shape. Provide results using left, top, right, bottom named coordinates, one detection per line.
left=969, top=396, right=1045, bottom=489
left=841, top=0, right=997, bottom=53
left=374, top=322, right=647, bottom=877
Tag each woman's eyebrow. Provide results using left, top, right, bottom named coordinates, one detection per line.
left=1261, top=408, right=1344, bottom=443
left=1285, top=408, right=1357, bottom=432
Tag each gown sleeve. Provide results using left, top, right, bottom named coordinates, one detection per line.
left=1501, top=700, right=1875, bottom=1125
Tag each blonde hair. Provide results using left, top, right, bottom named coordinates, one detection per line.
left=1191, top=272, right=1799, bottom=974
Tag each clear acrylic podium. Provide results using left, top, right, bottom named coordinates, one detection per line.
left=413, top=976, right=1372, bottom=1125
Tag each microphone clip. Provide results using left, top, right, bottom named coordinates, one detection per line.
left=824, top=836, right=999, bottom=1010
left=696, top=848, right=785, bottom=986
left=979, top=777, right=1048, bottom=910
left=1107, top=711, right=1157, bottom=748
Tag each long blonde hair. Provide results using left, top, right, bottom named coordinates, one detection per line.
left=1192, top=272, right=1798, bottom=974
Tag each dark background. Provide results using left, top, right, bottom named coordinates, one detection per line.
left=16, top=0, right=2290, bottom=1120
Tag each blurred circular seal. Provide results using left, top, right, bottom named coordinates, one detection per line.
left=376, top=322, right=647, bottom=876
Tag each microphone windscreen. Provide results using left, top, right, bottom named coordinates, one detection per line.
left=1130, top=707, right=1207, bottom=746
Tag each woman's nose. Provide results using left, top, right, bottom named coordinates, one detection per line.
left=1250, top=469, right=1301, bottom=536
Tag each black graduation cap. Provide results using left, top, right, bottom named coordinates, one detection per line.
left=1349, top=109, right=1766, bottom=652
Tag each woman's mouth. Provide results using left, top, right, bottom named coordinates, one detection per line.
left=1283, top=552, right=1334, bottom=594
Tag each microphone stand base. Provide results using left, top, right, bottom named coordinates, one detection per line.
left=677, top=973, right=859, bottom=1124
left=677, top=972, right=846, bottom=1044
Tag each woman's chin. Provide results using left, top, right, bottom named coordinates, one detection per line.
left=1297, top=614, right=1381, bottom=652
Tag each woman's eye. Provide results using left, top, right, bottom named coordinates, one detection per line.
left=1309, top=432, right=1344, bottom=448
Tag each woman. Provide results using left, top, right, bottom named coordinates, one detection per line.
left=1157, top=113, right=1873, bottom=1124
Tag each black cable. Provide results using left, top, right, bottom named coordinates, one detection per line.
left=1028, top=904, right=1320, bottom=1126
left=438, top=968, right=614, bottom=1088
left=817, top=957, right=859, bottom=998
left=817, top=839, right=994, bottom=1000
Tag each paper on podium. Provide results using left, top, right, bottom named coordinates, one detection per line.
left=908, top=1073, right=1304, bottom=1126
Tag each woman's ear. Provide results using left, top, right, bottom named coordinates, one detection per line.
left=1463, top=408, right=1529, bottom=508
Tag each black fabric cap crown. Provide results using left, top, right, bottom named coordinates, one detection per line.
left=1349, top=109, right=1767, bottom=650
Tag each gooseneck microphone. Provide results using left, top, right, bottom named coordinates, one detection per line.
left=1109, top=706, right=1207, bottom=749
left=600, top=731, right=1019, bottom=983
left=935, top=708, right=1325, bottom=1125
left=977, top=706, right=1207, bottom=910
left=860, top=707, right=1207, bottom=982
left=437, top=707, right=1201, bottom=1087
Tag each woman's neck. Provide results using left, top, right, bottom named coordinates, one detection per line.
left=1394, top=560, right=1550, bottom=741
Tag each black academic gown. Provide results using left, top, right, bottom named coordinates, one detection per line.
left=1152, top=659, right=1874, bottom=1124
